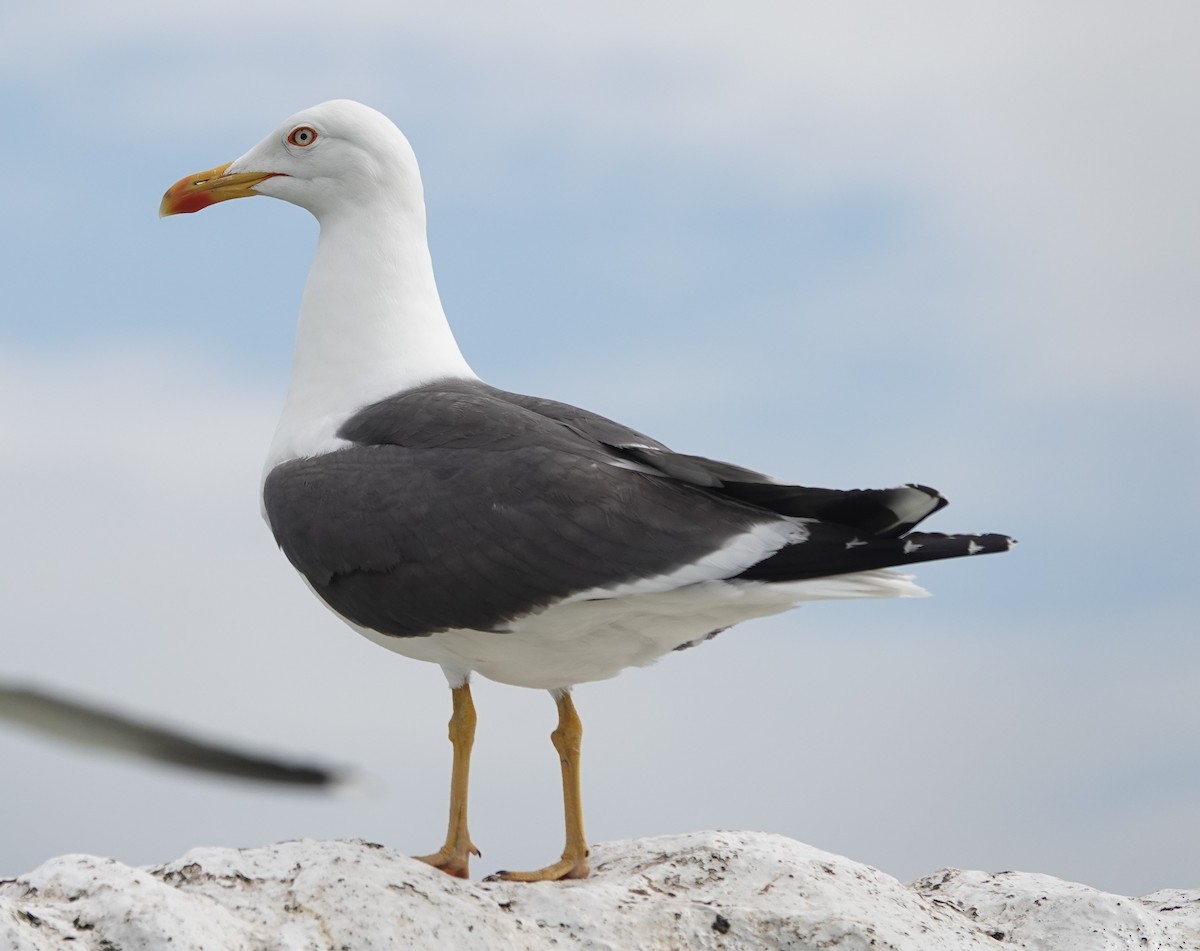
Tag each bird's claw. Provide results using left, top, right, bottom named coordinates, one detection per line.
left=485, top=853, right=590, bottom=883
left=414, top=842, right=480, bottom=880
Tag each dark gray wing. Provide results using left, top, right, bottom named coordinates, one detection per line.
left=263, top=383, right=775, bottom=638
left=504, top=386, right=1016, bottom=578
left=484, top=386, right=670, bottom=451
left=264, top=380, right=1014, bottom=640
left=0, top=683, right=344, bottom=787
left=486, top=382, right=949, bottom=537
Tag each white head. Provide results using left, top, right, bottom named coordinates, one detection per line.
left=163, top=100, right=478, bottom=470
left=160, top=99, right=425, bottom=222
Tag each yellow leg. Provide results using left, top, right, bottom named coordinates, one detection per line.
left=415, top=683, right=480, bottom=879
left=491, top=689, right=591, bottom=882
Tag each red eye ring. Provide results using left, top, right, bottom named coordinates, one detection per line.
left=288, top=126, right=318, bottom=147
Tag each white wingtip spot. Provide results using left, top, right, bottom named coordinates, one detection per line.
left=967, top=540, right=984, bottom=554
left=903, top=539, right=923, bottom=554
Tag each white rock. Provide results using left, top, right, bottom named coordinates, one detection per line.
left=1, top=832, right=1197, bottom=950
left=911, top=869, right=1200, bottom=950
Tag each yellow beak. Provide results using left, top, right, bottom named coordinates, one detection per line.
left=159, top=162, right=283, bottom=217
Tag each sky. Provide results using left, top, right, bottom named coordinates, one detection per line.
left=2, top=2, right=1198, bottom=897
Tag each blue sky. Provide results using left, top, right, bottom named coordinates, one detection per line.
left=2, top=3, right=1198, bottom=895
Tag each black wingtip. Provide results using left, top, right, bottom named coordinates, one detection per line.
left=736, top=529, right=1016, bottom=582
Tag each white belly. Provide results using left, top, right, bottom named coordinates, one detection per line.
left=342, top=571, right=926, bottom=689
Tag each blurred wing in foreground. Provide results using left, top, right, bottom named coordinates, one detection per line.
left=0, top=682, right=347, bottom=788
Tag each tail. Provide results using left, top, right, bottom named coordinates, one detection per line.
left=703, top=469, right=1015, bottom=581
left=737, top=527, right=1015, bottom=583
left=612, top=445, right=1014, bottom=582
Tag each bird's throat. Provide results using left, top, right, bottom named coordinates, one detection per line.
left=266, top=206, right=476, bottom=471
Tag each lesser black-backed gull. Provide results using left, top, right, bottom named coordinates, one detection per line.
left=160, top=100, right=1013, bottom=881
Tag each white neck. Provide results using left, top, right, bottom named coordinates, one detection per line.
left=265, top=197, right=476, bottom=473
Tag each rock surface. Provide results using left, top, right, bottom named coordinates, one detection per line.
left=2, top=832, right=1197, bottom=950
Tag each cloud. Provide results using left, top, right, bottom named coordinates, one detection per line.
left=8, top=2, right=1193, bottom=409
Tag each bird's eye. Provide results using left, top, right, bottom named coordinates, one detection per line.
left=288, top=126, right=318, bottom=147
